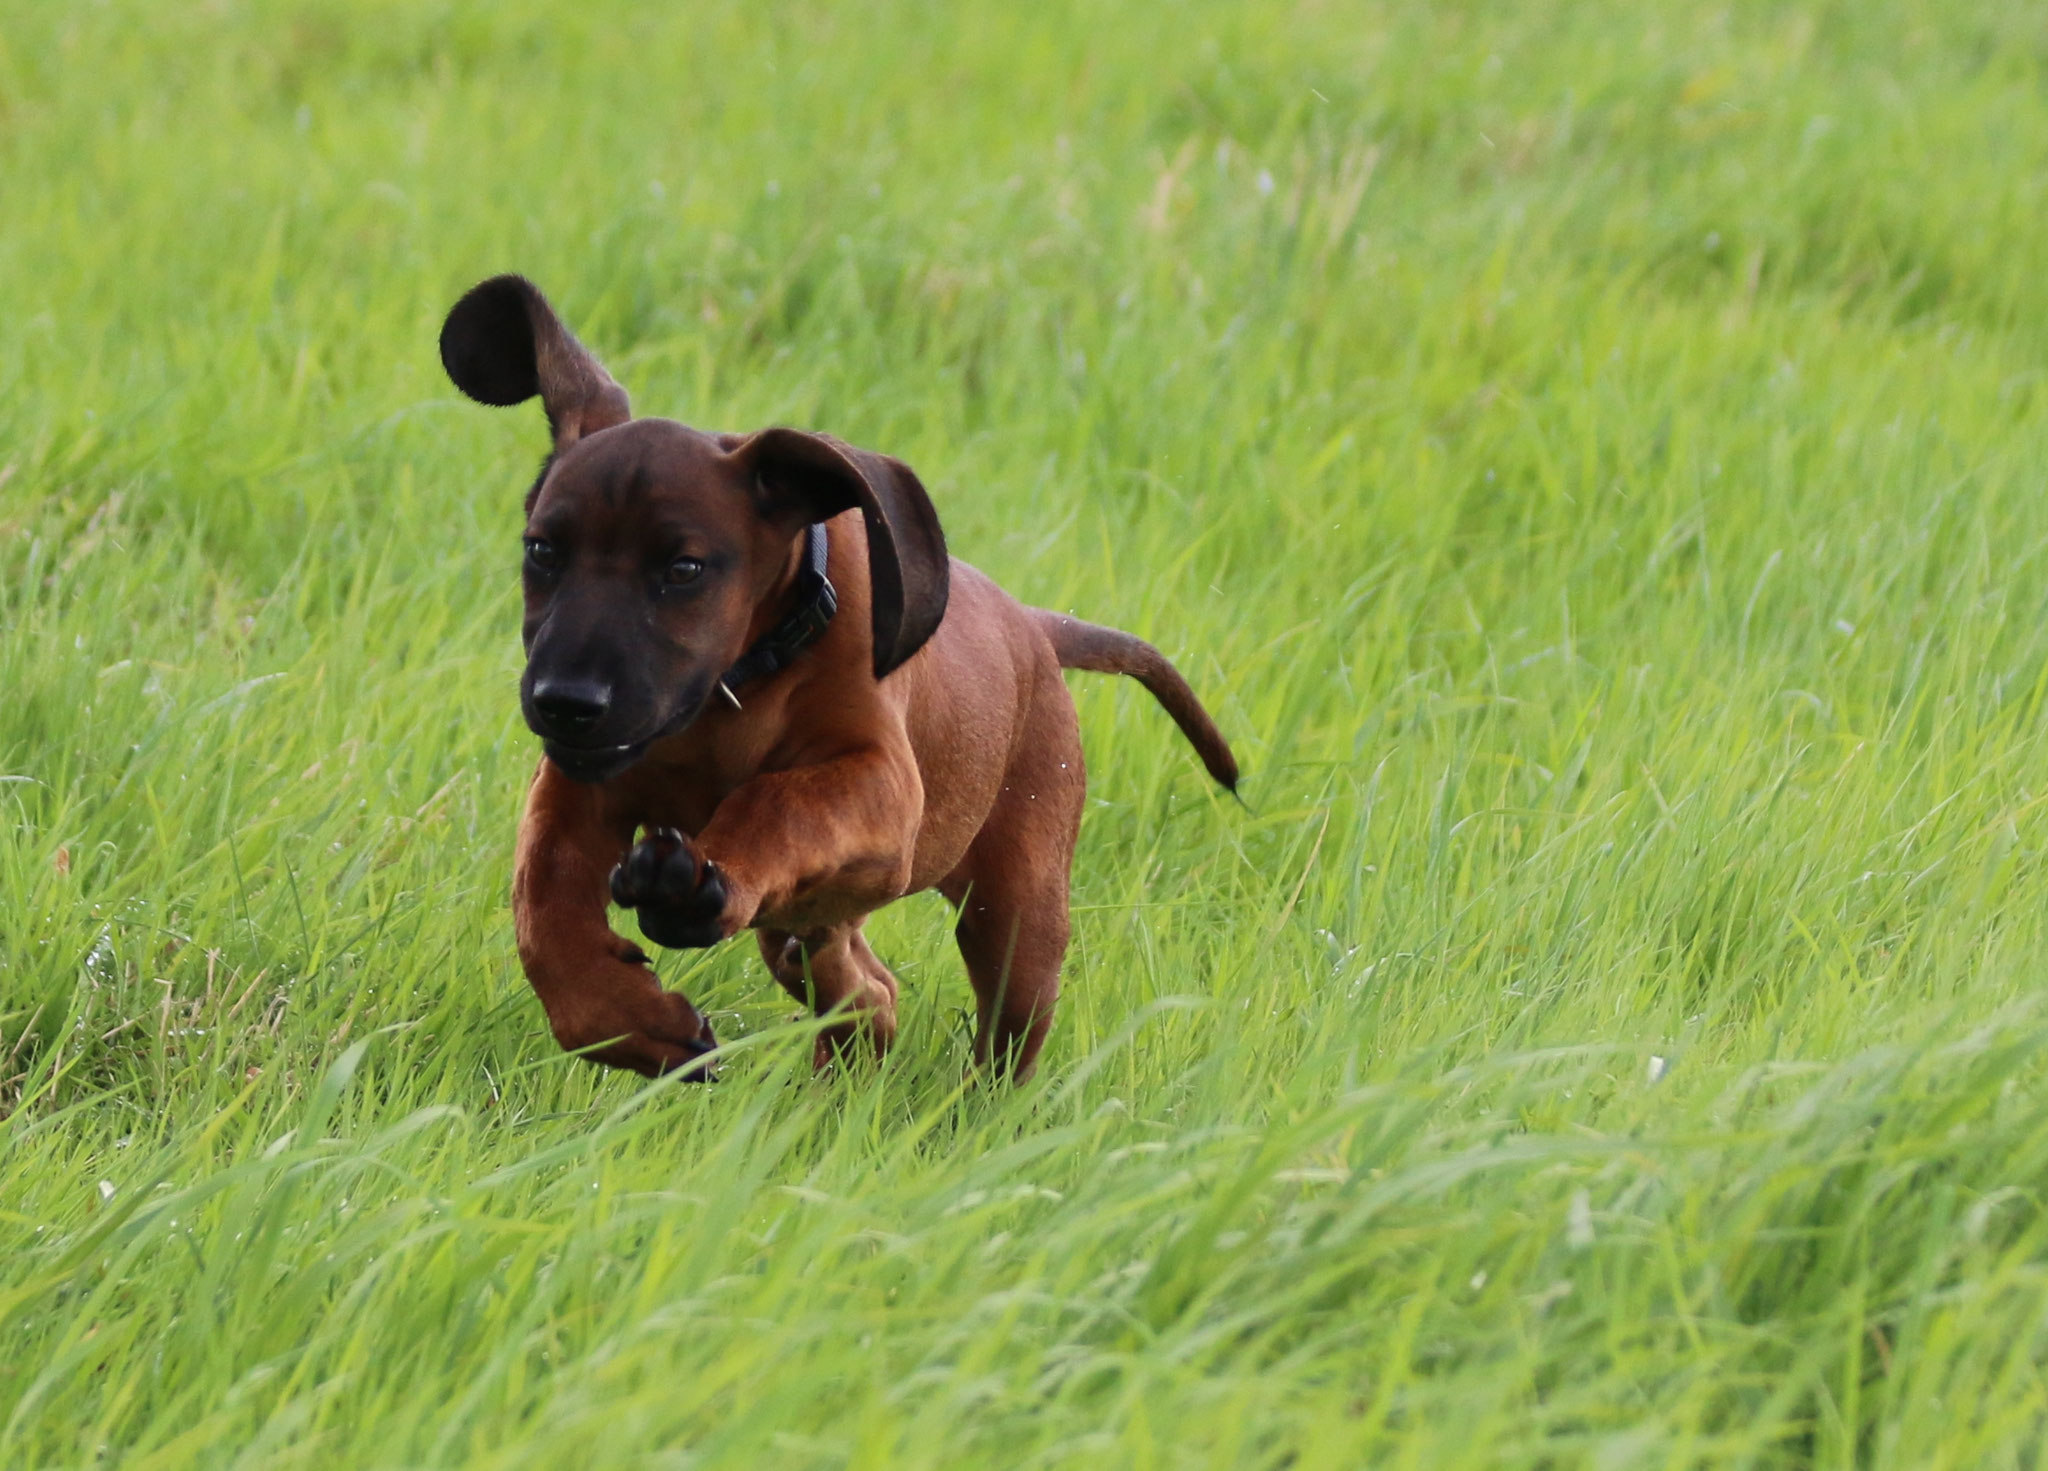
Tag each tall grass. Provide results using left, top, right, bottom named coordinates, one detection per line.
left=6, top=0, right=2048, bottom=1464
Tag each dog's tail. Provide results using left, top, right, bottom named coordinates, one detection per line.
left=1032, top=610, right=1239, bottom=792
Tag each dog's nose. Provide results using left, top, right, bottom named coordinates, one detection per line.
left=531, top=678, right=613, bottom=733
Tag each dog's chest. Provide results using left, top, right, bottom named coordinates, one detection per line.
left=604, top=755, right=745, bottom=839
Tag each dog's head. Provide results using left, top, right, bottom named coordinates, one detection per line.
left=439, top=275, right=948, bottom=783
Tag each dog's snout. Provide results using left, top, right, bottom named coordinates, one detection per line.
left=531, top=677, right=614, bottom=733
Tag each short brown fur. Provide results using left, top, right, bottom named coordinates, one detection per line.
left=441, top=275, right=1236, bottom=1080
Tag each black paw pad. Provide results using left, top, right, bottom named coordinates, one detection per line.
left=610, top=827, right=729, bottom=949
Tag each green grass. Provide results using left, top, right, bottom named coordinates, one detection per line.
left=6, top=0, right=2048, bottom=1463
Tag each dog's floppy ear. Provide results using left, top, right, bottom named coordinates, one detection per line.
left=734, top=429, right=950, bottom=680
left=439, top=274, right=630, bottom=450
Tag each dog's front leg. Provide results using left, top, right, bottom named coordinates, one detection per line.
left=512, top=762, right=718, bottom=1077
left=613, top=745, right=922, bottom=945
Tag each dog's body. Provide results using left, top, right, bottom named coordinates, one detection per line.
left=442, top=276, right=1234, bottom=1079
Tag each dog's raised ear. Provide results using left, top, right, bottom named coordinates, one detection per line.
left=439, top=275, right=630, bottom=450
left=733, top=429, right=950, bottom=680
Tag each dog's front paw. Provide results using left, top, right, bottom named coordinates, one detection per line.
left=610, top=827, right=731, bottom=949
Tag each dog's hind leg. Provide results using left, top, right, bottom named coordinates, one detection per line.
left=758, top=923, right=900, bottom=1069
left=941, top=663, right=1086, bottom=1080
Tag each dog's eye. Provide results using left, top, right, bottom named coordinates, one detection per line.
left=524, top=538, right=561, bottom=573
left=664, top=556, right=705, bottom=587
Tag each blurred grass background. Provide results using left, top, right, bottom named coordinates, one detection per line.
left=5, top=1, right=2048, bottom=1465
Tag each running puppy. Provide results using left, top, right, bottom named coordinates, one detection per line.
left=439, top=275, right=1237, bottom=1079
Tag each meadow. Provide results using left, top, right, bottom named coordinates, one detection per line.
left=6, top=0, right=2048, bottom=1464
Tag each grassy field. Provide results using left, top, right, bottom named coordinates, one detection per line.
left=6, top=0, right=2048, bottom=1464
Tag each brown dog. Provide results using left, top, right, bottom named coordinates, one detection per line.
left=439, top=275, right=1237, bottom=1080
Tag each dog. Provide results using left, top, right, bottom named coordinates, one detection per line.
left=438, top=275, right=1237, bottom=1079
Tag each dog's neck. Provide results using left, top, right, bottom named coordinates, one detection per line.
left=717, top=523, right=837, bottom=705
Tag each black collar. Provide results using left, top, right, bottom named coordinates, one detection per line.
left=717, top=522, right=837, bottom=708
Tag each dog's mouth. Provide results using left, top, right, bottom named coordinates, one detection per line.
left=534, top=680, right=718, bottom=785
left=540, top=736, right=651, bottom=785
